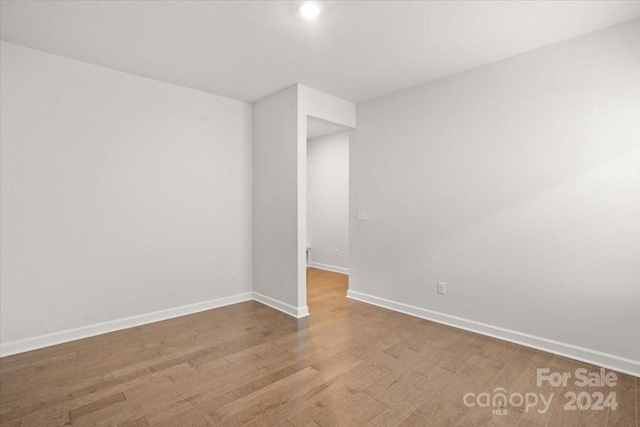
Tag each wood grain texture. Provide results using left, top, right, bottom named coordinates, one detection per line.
left=1, top=267, right=637, bottom=426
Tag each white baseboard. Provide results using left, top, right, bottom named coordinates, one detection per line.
left=308, top=261, right=349, bottom=275
left=252, top=292, right=309, bottom=318
left=347, top=289, right=640, bottom=378
left=0, top=292, right=253, bottom=358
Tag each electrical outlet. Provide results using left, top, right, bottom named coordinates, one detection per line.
left=437, top=281, right=446, bottom=295
left=228, top=270, right=235, bottom=281
left=335, top=249, right=340, bottom=257
left=357, top=210, right=367, bottom=221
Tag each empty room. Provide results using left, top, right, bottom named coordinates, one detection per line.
left=0, top=1, right=638, bottom=426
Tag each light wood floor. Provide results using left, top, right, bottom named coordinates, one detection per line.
left=1, top=268, right=637, bottom=426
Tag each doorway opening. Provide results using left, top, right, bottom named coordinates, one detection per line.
left=305, top=116, right=350, bottom=313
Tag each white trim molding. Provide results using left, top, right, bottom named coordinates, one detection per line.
left=0, top=292, right=253, bottom=358
left=252, top=292, right=310, bottom=319
left=308, top=261, right=349, bottom=275
left=347, top=289, right=640, bottom=378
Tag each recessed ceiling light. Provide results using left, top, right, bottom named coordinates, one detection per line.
left=298, top=1, right=322, bottom=20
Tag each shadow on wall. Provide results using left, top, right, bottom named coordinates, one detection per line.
left=388, top=149, right=639, bottom=359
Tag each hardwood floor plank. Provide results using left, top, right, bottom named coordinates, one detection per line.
left=575, top=365, right=611, bottom=427
left=120, top=417, right=150, bottom=427
left=0, top=267, right=636, bottom=426
left=527, top=356, right=577, bottom=427
left=68, top=392, right=126, bottom=422
left=208, top=366, right=321, bottom=426
left=546, top=360, right=594, bottom=427
left=607, top=372, right=637, bottom=426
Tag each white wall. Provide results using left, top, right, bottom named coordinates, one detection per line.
left=307, top=131, right=349, bottom=273
left=253, top=85, right=301, bottom=314
left=253, top=85, right=354, bottom=316
left=0, top=42, right=253, bottom=349
left=349, top=20, right=640, bottom=374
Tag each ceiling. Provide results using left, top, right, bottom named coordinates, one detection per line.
left=307, top=116, right=351, bottom=140
left=1, top=1, right=639, bottom=103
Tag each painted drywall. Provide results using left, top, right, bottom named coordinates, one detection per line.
left=307, top=131, right=350, bottom=273
left=252, top=85, right=301, bottom=315
left=0, top=41, right=253, bottom=347
left=253, top=85, right=354, bottom=316
left=350, top=20, right=640, bottom=372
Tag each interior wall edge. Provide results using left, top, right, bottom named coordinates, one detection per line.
left=252, top=292, right=310, bottom=319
